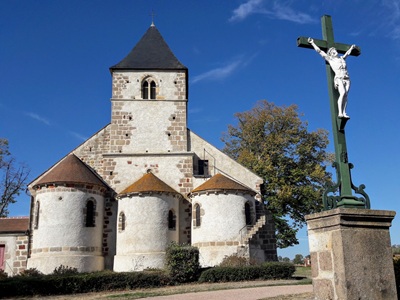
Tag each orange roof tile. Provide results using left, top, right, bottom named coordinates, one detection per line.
left=191, top=173, right=254, bottom=194
left=0, top=217, right=29, bottom=233
left=33, top=154, right=107, bottom=188
left=119, top=172, right=179, bottom=196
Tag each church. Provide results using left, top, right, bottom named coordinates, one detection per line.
left=1, top=23, right=277, bottom=275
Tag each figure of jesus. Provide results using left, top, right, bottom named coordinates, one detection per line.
left=308, top=38, right=356, bottom=118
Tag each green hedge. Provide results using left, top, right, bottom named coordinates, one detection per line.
left=0, top=262, right=295, bottom=297
left=0, top=270, right=170, bottom=298
left=198, top=262, right=295, bottom=283
left=394, top=258, right=400, bottom=298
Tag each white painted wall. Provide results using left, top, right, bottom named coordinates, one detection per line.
left=191, top=192, right=255, bottom=267
left=192, top=193, right=254, bottom=243
left=114, top=193, right=179, bottom=271
left=27, top=187, right=104, bottom=274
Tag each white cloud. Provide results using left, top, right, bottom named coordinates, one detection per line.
left=191, top=60, right=242, bottom=84
left=229, top=0, right=264, bottom=22
left=25, top=112, right=50, bottom=126
left=271, top=2, right=316, bottom=24
left=229, top=0, right=315, bottom=24
left=69, top=131, right=88, bottom=141
left=188, top=107, right=203, bottom=114
left=382, top=0, right=400, bottom=40
left=192, top=53, right=258, bottom=84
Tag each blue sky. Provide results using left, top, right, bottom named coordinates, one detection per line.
left=2, top=0, right=400, bottom=259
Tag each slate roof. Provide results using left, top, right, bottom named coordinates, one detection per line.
left=33, top=154, right=107, bottom=188
left=119, top=172, right=180, bottom=196
left=110, top=25, right=187, bottom=71
left=0, top=217, right=29, bottom=233
left=190, top=173, right=255, bottom=195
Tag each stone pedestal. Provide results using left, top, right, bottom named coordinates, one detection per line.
left=306, top=208, right=397, bottom=300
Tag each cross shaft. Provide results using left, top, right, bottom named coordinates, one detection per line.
left=297, top=15, right=370, bottom=210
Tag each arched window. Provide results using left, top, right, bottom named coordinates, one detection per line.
left=168, top=210, right=176, bottom=230
left=85, top=200, right=95, bottom=227
left=150, top=81, right=156, bottom=99
left=119, top=212, right=126, bottom=232
left=142, top=79, right=156, bottom=99
left=142, top=81, right=149, bottom=99
left=34, top=201, right=40, bottom=229
left=194, top=204, right=201, bottom=227
left=245, top=202, right=252, bottom=225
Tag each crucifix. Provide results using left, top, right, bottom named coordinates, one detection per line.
left=297, top=15, right=370, bottom=210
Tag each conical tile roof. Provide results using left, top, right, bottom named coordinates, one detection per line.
left=110, top=25, right=187, bottom=71
left=33, top=154, right=107, bottom=188
left=190, top=173, right=254, bottom=194
left=119, top=172, right=180, bottom=196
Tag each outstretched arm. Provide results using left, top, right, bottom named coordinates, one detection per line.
left=342, top=44, right=356, bottom=59
left=308, top=38, right=327, bottom=59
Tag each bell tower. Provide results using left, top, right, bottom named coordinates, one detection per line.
left=109, top=24, right=188, bottom=154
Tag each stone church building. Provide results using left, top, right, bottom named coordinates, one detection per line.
left=1, top=24, right=277, bottom=275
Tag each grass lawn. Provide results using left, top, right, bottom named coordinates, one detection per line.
left=293, top=266, right=312, bottom=279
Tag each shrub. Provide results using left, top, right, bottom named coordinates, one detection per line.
left=393, top=257, right=400, bottom=296
left=18, top=268, right=43, bottom=277
left=198, top=261, right=296, bottom=283
left=219, top=254, right=257, bottom=267
left=0, top=269, right=7, bottom=280
left=165, top=242, right=200, bottom=283
left=52, top=265, right=78, bottom=275
left=261, top=262, right=295, bottom=279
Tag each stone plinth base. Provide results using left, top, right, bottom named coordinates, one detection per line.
left=306, top=208, right=397, bottom=300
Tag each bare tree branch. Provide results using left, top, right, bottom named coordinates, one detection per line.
left=0, top=140, right=30, bottom=217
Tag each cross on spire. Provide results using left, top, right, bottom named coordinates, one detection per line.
left=297, top=15, right=370, bottom=210
left=150, top=10, right=156, bottom=27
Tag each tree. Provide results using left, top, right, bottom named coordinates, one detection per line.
left=222, top=100, right=333, bottom=248
left=392, top=245, right=400, bottom=255
left=293, top=254, right=304, bottom=265
left=0, top=139, right=30, bottom=217
left=278, top=256, right=290, bottom=262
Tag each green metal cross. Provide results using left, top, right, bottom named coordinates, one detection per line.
left=297, top=15, right=370, bottom=210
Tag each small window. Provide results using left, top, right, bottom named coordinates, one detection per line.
left=245, top=202, right=252, bottom=225
left=119, top=212, right=126, bottom=232
left=194, top=204, right=201, bottom=227
left=34, top=201, right=40, bottom=229
left=168, top=210, right=176, bottom=230
left=85, top=200, right=95, bottom=227
left=198, top=160, right=209, bottom=176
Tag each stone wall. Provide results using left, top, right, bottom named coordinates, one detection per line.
left=112, top=71, right=186, bottom=100
left=0, top=234, right=28, bottom=276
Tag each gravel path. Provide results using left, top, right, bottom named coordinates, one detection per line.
left=141, top=284, right=313, bottom=300
left=28, top=281, right=313, bottom=300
